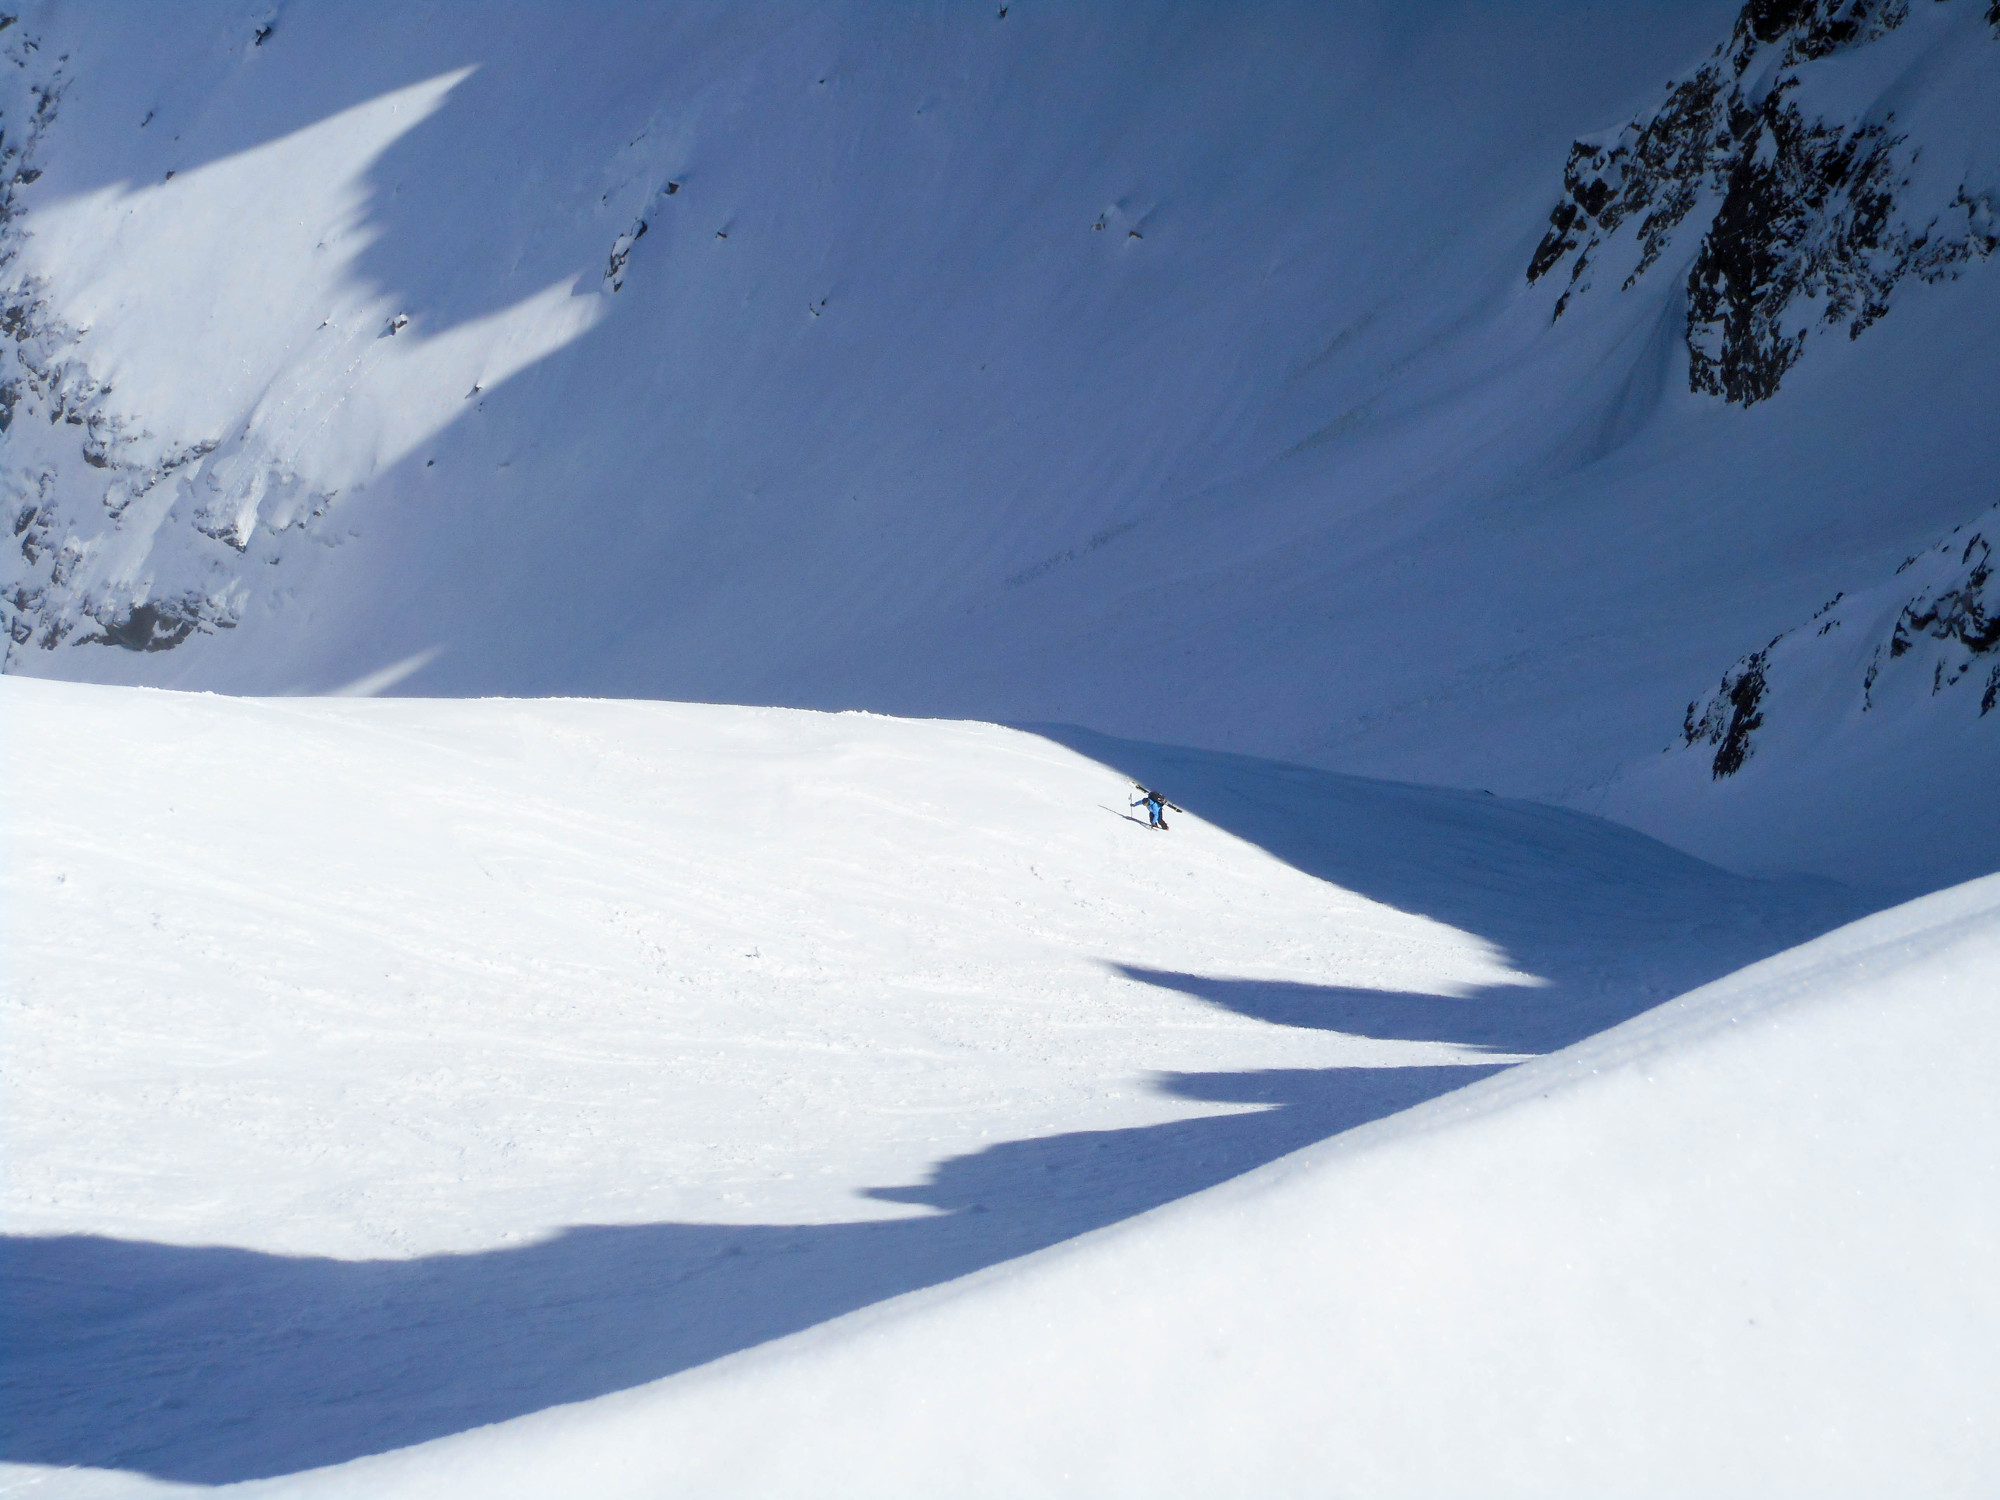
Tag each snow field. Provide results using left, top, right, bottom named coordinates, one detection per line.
left=254, top=872, right=2000, bottom=1500
left=2, top=677, right=1933, bottom=1493
left=2, top=680, right=1530, bottom=1259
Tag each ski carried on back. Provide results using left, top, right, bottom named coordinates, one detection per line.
left=1129, top=782, right=1182, bottom=831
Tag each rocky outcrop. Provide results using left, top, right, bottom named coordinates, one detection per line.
left=0, top=18, right=334, bottom=666
left=1529, top=0, right=1998, bottom=404
left=604, top=180, right=678, bottom=292
left=1874, top=528, right=2000, bottom=712
left=1682, top=647, right=1772, bottom=779
left=1680, top=502, right=2000, bottom=777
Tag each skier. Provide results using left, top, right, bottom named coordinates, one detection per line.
left=1130, top=784, right=1181, bottom=831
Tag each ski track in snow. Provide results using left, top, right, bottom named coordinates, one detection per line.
left=1, top=678, right=1858, bottom=1491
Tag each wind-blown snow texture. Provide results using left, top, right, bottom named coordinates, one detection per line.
left=2, top=0, right=1997, bottom=888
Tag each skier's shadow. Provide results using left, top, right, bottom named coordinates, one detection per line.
left=1100, top=802, right=1157, bottom=829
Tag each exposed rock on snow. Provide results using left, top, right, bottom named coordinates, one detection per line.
left=0, top=27, right=267, bottom=663
left=605, top=182, right=678, bottom=291
left=1682, top=641, right=1771, bottom=778
left=0, top=29, right=576, bottom=668
left=1529, top=0, right=2000, bottom=403
left=603, top=217, right=646, bottom=290
left=1679, top=499, right=2000, bottom=777
left=1882, top=529, right=2000, bottom=710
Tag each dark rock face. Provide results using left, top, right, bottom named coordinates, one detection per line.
left=1684, top=650, right=1771, bottom=778
left=1529, top=0, right=1998, bottom=404
left=80, top=595, right=238, bottom=652
left=1884, top=531, right=2000, bottom=712
left=0, top=28, right=91, bottom=659
left=1681, top=503, right=2000, bottom=776
left=0, top=20, right=283, bottom=664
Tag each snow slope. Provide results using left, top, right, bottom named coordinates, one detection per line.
left=2, top=2, right=1996, bottom=888
left=4, top=4, right=1998, bottom=1490
left=0, top=676, right=1867, bottom=1491
left=258, top=867, right=2000, bottom=1500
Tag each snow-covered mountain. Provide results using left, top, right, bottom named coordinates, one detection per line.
left=3, top=0, right=1996, bottom=887
left=7, top=8, right=2000, bottom=1490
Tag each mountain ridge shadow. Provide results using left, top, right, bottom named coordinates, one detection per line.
left=2, top=1064, right=1495, bottom=1484
left=1117, top=966, right=1539, bottom=1051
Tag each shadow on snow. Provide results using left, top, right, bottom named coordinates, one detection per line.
left=2, top=730, right=1866, bottom=1484
left=3, top=1065, right=1494, bottom=1484
left=1037, top=724, right=1861, bottom=1056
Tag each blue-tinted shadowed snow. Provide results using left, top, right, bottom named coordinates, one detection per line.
left=1035, top=723, right=1860, bottom=1047
left=2, top=1063, right=1495, bottom=1483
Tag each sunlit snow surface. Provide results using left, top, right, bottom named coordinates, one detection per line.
left=12, top=679, right=1995, bottom=1495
